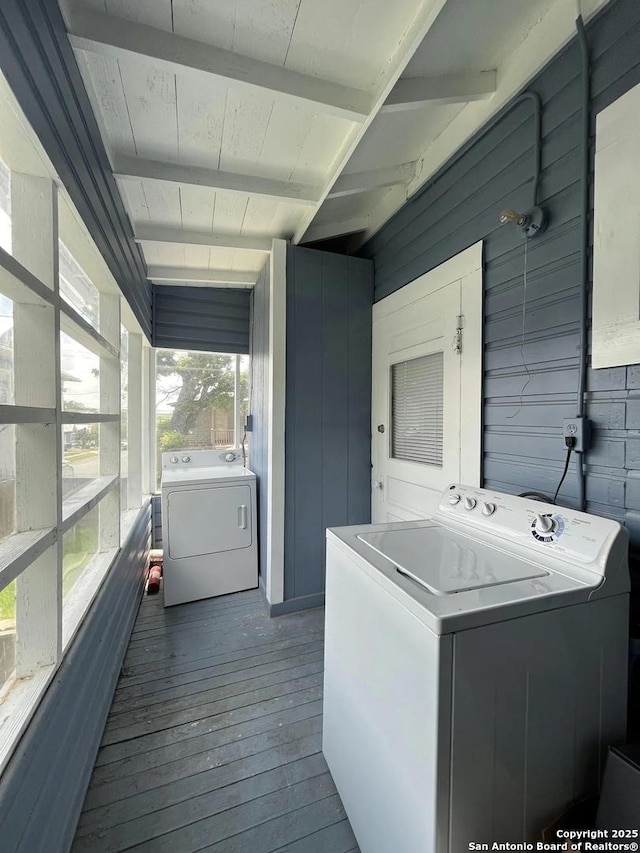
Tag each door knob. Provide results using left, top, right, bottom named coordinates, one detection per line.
left=373, top=480, right=383, bottom=490
left=377, top=424, right=385, bottom=433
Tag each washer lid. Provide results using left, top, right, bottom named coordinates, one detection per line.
left=357, top=526, right=548, bottom=595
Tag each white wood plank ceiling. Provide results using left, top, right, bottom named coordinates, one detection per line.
left=61, top=0, right=611, bottom=288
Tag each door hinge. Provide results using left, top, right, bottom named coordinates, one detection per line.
left=453, top=314, right=465, bottom=355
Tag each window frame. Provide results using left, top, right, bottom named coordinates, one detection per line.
left=152, top=349, right=250, bottom=491
left=592, top=80, right=640, bottom=368
left=0, top=71, right=151, bottom=773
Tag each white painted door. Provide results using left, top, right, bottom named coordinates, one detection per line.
left=372, top=243, right=483, bottom=522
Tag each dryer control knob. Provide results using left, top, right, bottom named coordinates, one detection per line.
left=534, top=513, right=555, bottom=534
left=448, top=493, right=461, bottom=505
left=225, top=452, right=236, bottom=462
left=170, top=456, right=179, bottom=464
left=181, top=455, right=191, bottom=463
left=463, top=497, right=477, bottom=511
left=482, top=502, right=496, bottom=516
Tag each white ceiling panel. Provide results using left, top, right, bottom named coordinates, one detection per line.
left=288, top=113, right=357, bottom=185
left=257, top=102, right=320, bottom=183
left=116, top=56, right=179, bottom=163
left=105, top=0, right=173, bottom=31
left=76, top=52, right=135, bottom=158
left=124, top=179, right=182, bottom=225
left=66, top=0, right=596, bottom=280
left=231, top=252, right=268, bottom=273
left=212, top=194, right=251, bottom=235
left=177, top=185, right=218, bottom=232
left=172, top=0, right=301, bottom=65
left=218, top=88, right=276, bottom=173
left=241, top=196, right=311, bottom=238
left=175, top=76, right=227, bottom=170
left=140, top=243, right=266, bottom=274
left=140, top=243, right=186, bottom=267
left=404, top=0, right=558, bottom=78
left=284, top=0, right=426, bottom=90
left=345, top=103, right=465, bottom=173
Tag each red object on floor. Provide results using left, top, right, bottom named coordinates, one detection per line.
left=149, top=548, right=163, bottom=575
left=147, top=565, right=162, bottom=594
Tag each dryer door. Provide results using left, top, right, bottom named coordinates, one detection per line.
left=167, top=484, right=252, bottom=559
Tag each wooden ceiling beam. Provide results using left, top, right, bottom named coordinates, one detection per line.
left=302, top=217, right=369, bottom=244
left=148, top=266, right=256, bottom=285
left=328, top=163, right=416, bottom=199
left=134, top=225, right=271, bottom=253
left=293, top=0, right=453, bottom=243
left=381, top=71, right=497, bottom=113
left=113, top=154, right=320, bottom=205
left=67, top=8, right=371, bottom=122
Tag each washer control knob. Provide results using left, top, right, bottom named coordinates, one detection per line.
left=482, top=502, right=496, bottom=517
left=463, top=497, right=477, bottom=511
left=448, top=493, right=461, bottom=506
left=534, top=513, right=555, bottom=535
left=225, top=452, right=236, bottom=462
left=181, top=455, right=191, bottom=463
left=170, top=456, right=179, bottom=464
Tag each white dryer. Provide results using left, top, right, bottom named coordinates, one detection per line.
left=161, top=449, right=257, bottom=606
left=323, top=484, right=630, bottom=853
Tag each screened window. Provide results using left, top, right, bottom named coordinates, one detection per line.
left=391, top=352, right=444, bottom=466
left=155, top=350, right=249, bottom=489
left=58, top=241, right=100, bottom=331
left=120, top=326, right=128, bottom=508
left=0, top=67, right=150, bottom=770
left=0, top=578, right=15, bottom=697
left=0, top=156, right=10, bottom=253
left=0, top=294, right=13, bottom=404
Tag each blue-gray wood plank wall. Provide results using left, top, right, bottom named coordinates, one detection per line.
left=250, top=261, right=270, bottom=585
left=362, top=0, right=640, bottom=585
left=0, top=504, right=151, bottom=853
left=0, top=0, right=151, bottom=338
left=283, top=247, right=373, bottom=609
left=152, top=494, right=162, bottom=548
left=152, top=286, right=251, bottom=354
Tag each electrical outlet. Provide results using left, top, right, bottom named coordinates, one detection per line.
left=563, top=417, right=591, bottom=453
left=245, top=414, right=253, bottom=433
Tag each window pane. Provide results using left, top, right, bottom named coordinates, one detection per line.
left=0, top=423, right=15, bottom=543
left=63, top=504, right=99, bottom=598
left=0, top=156, right=10, bottom=254
left=0, top=579, right=16, bottom=696
left=62, top=423, right=100, bottom=497
left=239, top=353, right=250, bottom=456
left=0, top=294, right=14, bottom=404
left=156, top=349, right=240, bottom=487
left=61, top=332, right=100, bottom=413
left=391, top=352, right=444, bottom=466
left=58, top=241, right=100, bottom=330
left=120, top=326, right=128, bottom=508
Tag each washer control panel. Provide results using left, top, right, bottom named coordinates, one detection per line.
left=530, top=512, right=566, bottom=543
left=437, top=484, right=623, bottom=569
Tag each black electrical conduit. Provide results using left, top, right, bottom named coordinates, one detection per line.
left=412, top=25, right=590, bottom=510
left=576, top=15, right=590, bottom=512
left=413, top=90, right=542, bottom=211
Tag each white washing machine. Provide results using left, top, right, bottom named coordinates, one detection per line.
left=323, top=484, right=630, bottom=853
left=161, top=449, right=257, bottom=606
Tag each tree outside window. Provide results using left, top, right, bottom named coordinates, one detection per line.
left=155, top=349, right=249, bottom=487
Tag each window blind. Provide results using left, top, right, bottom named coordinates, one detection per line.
left=391, top=351, right=444, bottom=466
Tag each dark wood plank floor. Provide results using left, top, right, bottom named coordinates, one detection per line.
left=72, top=588, right=359, bottom=853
